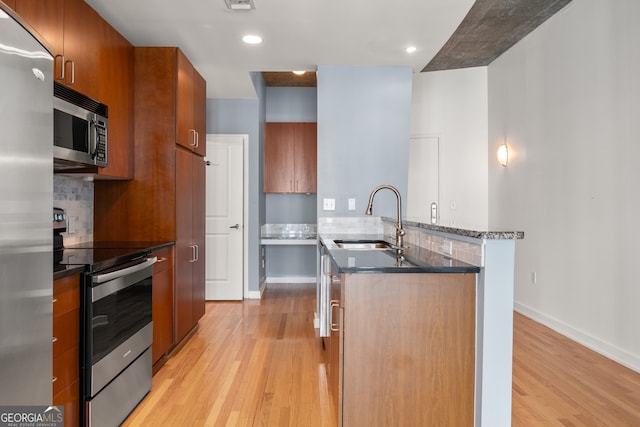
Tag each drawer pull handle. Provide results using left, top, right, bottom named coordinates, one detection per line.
left=330, top=300, right=340, bottom=332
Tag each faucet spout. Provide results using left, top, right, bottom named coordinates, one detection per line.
left=365, top=184, right=405, bottom=248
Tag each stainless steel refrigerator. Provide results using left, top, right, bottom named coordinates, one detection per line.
left=0, top=6, right=54, bottom=405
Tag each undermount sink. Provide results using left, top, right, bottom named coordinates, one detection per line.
left=333, top=240, right=394, bottom=250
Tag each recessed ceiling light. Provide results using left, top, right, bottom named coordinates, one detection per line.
left=242, top=34, right=262, bottom=45
left=292, top=71, right=306, bottom=75
left=405, top=46, right=417, bottom=54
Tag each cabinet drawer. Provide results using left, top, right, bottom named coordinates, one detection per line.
left=53, top=309, right=79, bottom=358
left=53, top=379, right=79, bottom=427
left=53, top=346, right=79, bottom=396
left=53, top=275, right=80, bottom=316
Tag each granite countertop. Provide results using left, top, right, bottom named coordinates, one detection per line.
left=53, top=264, right=86, bottom=281
left=261, top=224, right=317, bottom=241
left=320, top=234, right=480, bottom=274
left=390, top=217, right=525, bottom=240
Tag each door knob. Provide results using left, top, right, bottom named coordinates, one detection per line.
left=230, top=224, right=240, bottom=229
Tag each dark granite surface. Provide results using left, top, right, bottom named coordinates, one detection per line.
left=53, top=264, right=86, bottom=281
left=320, top=234, right=480, bottom=274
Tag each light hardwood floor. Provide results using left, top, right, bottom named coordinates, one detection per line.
left=124, top=283, right=640, bottom=426
left=512, top=314, right=640, bottom=426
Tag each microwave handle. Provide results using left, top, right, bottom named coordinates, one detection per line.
left=90, top=117, right=98, bottom=159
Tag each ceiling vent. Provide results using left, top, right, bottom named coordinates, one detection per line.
left=224, top=0, right=255, bottom=10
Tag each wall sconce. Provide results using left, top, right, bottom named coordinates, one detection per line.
left=497, top=143, right=509, bottom=167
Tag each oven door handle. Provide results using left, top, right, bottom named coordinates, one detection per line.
left=92, top=257, right=157, bottom=284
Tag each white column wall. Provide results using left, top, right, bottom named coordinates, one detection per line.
left=410, top=68, right=489, bottom=229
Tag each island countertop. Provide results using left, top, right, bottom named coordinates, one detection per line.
left=393, top=217, right=525, bottom=240
left=320, top=234, right=480, bottom=274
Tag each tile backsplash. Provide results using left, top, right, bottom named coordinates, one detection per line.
left=384, top=221, right=483, bottom=266
left=318, top=216, right=383, bottom=234
left=54, top=176, right=93, bottom=244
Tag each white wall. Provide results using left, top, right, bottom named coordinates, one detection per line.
left=410, top=68, right=489, bottom=228
left=488, top=0, right=640, bottom=371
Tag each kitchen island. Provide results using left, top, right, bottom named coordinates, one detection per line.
left=318, top=216, right=523, bottom=427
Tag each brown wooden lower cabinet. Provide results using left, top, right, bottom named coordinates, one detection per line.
left=329, top=271, right=476, bottom=427
left=53, top=274, right=80, bottom=427
left=151, top=246, right=175, bottom=365
left=175, top=147, right=206, bottom=343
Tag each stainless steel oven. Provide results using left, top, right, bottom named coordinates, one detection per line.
left=82, top=255, right=156, bottom=427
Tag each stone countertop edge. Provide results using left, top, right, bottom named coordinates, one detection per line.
left=260, top=234, right=317, bottom=240
left=54, top=265, right=86, bottom=281
left=385, top=217, right=525, bottom=240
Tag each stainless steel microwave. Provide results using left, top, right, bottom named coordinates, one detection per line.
left=53, top=82, right=108, bottom=170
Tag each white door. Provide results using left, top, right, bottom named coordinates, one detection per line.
left=205, top=135, right=244, bottom=300
left=407, top=136, right=440, bottom=223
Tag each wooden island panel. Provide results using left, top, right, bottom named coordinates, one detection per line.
left=340, top=272, right=476, bottom=427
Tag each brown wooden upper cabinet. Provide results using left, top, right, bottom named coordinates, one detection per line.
left=177, top=50, right=206, bottom=157
left=3, top=0, right=16, bottom=11
left=264, top=122, right=317, bottom=194
left=16, top=0, right=99, bottom=98
left=96, top=23, right=134, bottom=179
left=16, top=0, right=134, bottom=179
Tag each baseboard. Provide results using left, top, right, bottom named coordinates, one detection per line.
left=514, top=301, right=640, bottom=373
left=265, top=276, right=316, bottom=284
left=244, top=278, right=266, bottom=300
left=245, top=290, right=262, bottom=299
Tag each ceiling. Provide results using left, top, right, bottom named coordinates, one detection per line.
left=84, top=0, right=571, bottom=98
left=84, top=0, right=476, bottom=98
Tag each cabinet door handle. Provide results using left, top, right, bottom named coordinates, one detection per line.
left=194, top=244, right=199, bottom=262
left=189, top=129, right=197, bottom=147
left=195, top=131, right=199, bottom=148
left=156, top=257, right=167, bottom=263
left=52, top=337, right=58, bottom=343
left=65, top=60, right=75, bottom=84
left=189, top=245, right=197, bottom=262
left=54, top=54, right=65, bottom=81
left=330, top=300, right=340, bottom=332
left=52, top=376, right=57, bottom=383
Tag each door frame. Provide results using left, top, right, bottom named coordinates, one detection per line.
left=206, top=133, right=249, bottom=298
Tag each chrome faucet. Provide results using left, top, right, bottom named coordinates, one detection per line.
left=365, top=184, right=405, bottom=248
